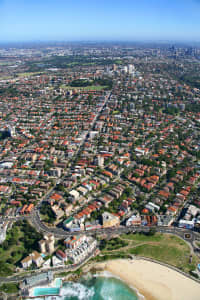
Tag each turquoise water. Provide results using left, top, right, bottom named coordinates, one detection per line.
left=34, top=287, right=60, bottom=296
left=55, top=278, right=62, bottom=288
left=33, top=278, right=62, bottom=296
left=31, top=274, right=139, bottom=300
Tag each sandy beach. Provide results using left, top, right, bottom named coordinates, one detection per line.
left=95, top=259, right=200, bottom=300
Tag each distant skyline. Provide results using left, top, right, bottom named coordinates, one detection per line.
left=1, top=0, right=200, bottom=42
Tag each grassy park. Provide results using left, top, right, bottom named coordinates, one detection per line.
left=0, top=283, right=19, bottom=294
left=98, top=233, right=199, bottom=274
left=60, top=78, right=112, bottom=91
left=60, top=84, right=107, bottom=91
left=17, top=71, right=44, bottom=77
left=0, top=220, right=42, bottom=276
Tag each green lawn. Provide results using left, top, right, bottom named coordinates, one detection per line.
left=121, top=232, right=163, bottom=242
left=100, top=237, right=128, bottom=251
left=129, top=243, right=196, bottom=273
left=196, top=242, right=200, bottom=248
left=0, top=220, right=42, bottom=277
left=0, top=283, right=19, bottom=294
left=60, top=84, right=107, bottom=91
left=112, top=110, right=120, bottom=114
left=99, top=233, right=199, bottom=274
left=17, top=72, right=44, bottom=77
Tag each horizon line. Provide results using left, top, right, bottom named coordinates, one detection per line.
left=0, top=39, right=200, bottom=44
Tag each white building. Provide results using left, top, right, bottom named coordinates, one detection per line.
left=0, top=222, right=8, bottom=244
left=69, top=190, right=80, bottom=201
left=66, top=236, right=97, bottom=264
left=39, top=234, right=55, bottom=254
left=128, top=64, right=135, bottom=74
left=145, top=202, right=160, bottom=212
left=64, top=235, right=86, bottom=249
left=21, top=251, right=44, bottom=269
left=179, top=219, right=194, bottom=229
left=98, top=155, right=104, bottom=168
left=126, top=214, right=141, bottom=226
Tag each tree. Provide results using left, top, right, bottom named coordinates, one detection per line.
left=148, top=227, right=156, bottom=236
left=88, top=95, right=93, bottom=105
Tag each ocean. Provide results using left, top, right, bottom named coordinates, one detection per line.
left=29, top=272, right=140, bottom=300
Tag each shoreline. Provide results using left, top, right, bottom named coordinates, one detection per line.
left=92, top=258, right=200, bottom=300
left=93, top=270, right=145, bottom=300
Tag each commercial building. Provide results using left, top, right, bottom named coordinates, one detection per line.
left=102, top=212, right=120, bottom=228
left=178, top=219, right=194, bottom=229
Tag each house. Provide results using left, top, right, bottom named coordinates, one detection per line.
left=135, top=147, right=149, bottom=156
left=21, top=251, right=44, bottom=269
left=21, top=255, right=32, bottom=269
left=51, top=205, right=64, bottom=219
left=99, top=194, right=114, bottom=207
left=64, top=204, right=73, bottom=215
left=31, top=251, right=44, bottom=267
left=77, top=186, right=88, bottom=196
left=56, top=250, right=67, bottom=262
left=145, top=202, right=160, bottom=212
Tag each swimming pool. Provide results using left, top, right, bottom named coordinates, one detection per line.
left=197, top=263, right=200, bottom=271
left=33, top=287, right=59, bottom=296
left=55, top=278, right=62, bottom=288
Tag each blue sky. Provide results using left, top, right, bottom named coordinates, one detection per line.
left=0, top=0, right=200, bottom=42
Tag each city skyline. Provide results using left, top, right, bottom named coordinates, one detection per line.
left=1, top=0, right=200, bottom=42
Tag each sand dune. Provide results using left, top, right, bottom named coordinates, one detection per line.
left=96, top=259, right=200, bottom=300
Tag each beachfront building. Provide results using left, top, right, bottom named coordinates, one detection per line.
left=52, top=255, right=64, bottom=266
left=21, top=251, right=44, bottom=269
left=65, top=235, right=97, bottom=264
left=21, top=255, right=32, bottom=269
left=20, top=272, right=53, bottom=291
left=64, top=234, right=86, bottom=249
left=56, top=249, right=68, bottom=262
left=31, top=251, right=44, bottom=267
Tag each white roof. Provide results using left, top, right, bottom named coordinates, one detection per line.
left=179, top=219, right=194, bottom=225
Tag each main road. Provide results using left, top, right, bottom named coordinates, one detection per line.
left=30, top=209, right=199, bottom=245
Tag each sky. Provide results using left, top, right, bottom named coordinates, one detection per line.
left=0, top=0, right=200, bottom=42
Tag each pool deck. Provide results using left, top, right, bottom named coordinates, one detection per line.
left=27, top=278, right=62, bottom=298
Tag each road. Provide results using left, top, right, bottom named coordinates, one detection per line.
left=0, top=247, right=97, bottom=284
left=30, top=210, right=200, bottom=247
left=0, top=221, right=199, bottom=284
left=1, top=209, right=200, bottom=245
left=1, top=91, right=200, bottom=283
left=1, top=213, right=200, bottom=285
